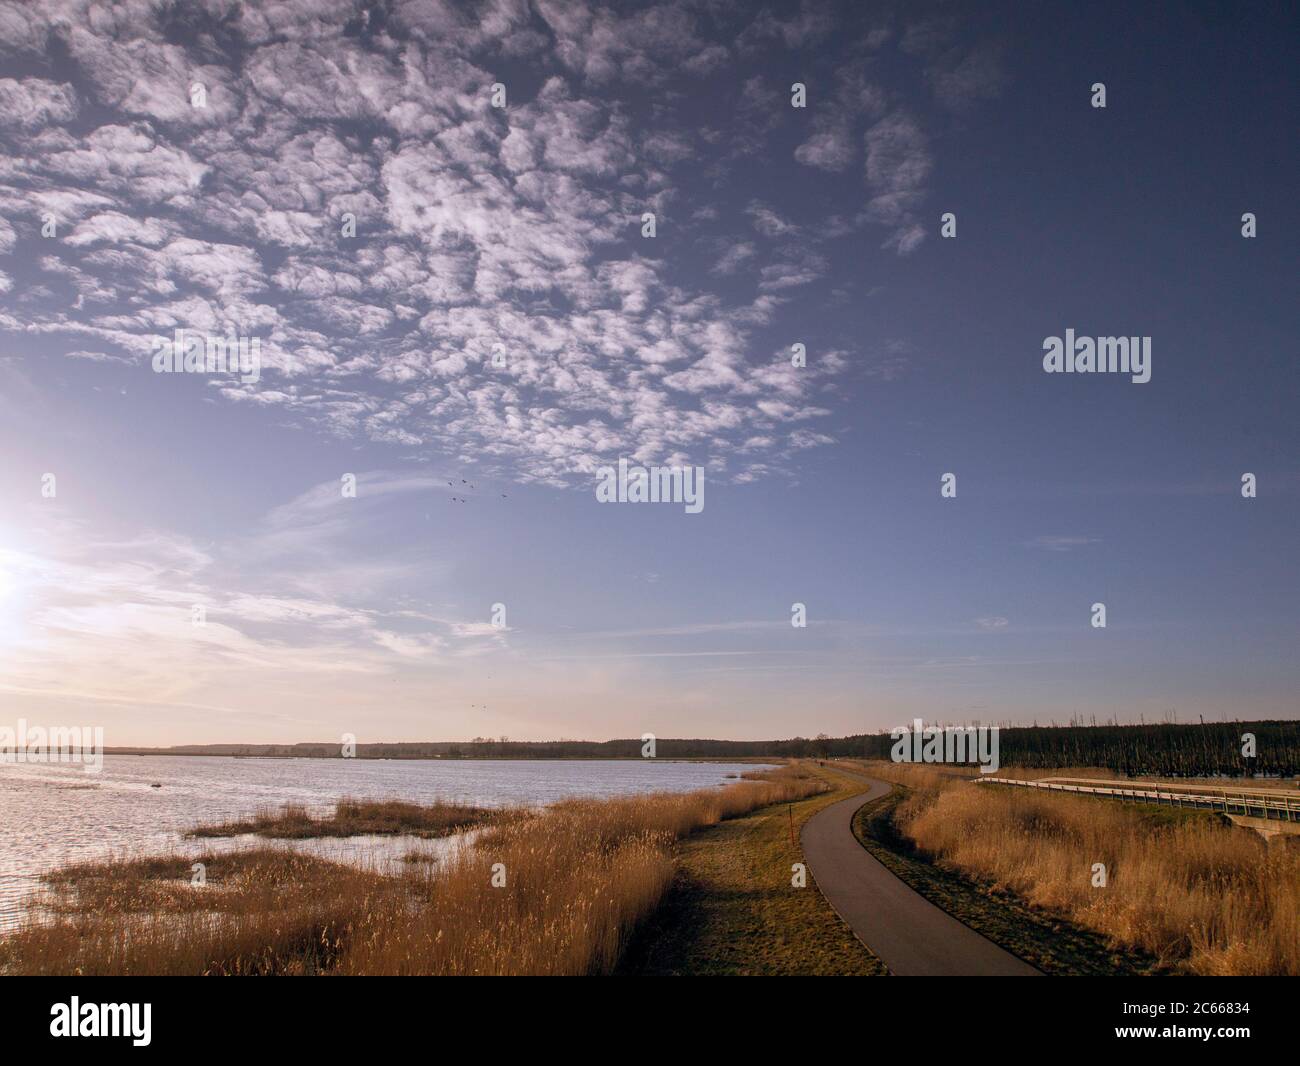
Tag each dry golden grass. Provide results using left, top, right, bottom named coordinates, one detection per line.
left=3, top=849, right=402, bottom=975
left=39, top=849, right=366, bottom=916
left=343, top=766, right=831, bottom=975
left=854, top=761, right=1300, bottom=975
left=618, top=765, right=885, bottom=975
left=1, top=766, right=827, bottom=976
left=188, top=797, right=509, bottom=839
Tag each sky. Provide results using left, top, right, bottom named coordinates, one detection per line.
left=0, top=0, right=1295, bottom=746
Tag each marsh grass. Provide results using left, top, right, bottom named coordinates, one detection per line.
left=187, top=797, right=510, bottom=839
left=4, top=849, right=403, bottom=975
left=1, top=766, right=826, bottom=976
left=853, top=760, right=1300, bottom=975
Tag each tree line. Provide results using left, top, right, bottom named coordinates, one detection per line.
left=106, top=719, right=1300, bottom=777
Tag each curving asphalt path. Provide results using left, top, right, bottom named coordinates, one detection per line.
left=801, top=770, right=1041, bottom=976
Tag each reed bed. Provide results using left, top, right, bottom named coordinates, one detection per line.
left=2, top=849, right=403, bottom=975
left=857, top=761, right=1300, bottom=975
left=0, top=766, right=826, bottom=976
left=187, top=797, right=509, bottom=839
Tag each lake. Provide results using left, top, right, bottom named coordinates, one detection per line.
left=0, top=754, right=769, bottom=928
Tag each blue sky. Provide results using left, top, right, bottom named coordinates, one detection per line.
left=0, top=1, right=1295, bottom=745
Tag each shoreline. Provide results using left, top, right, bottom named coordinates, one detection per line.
left=1, top=765, right=828, bottom=975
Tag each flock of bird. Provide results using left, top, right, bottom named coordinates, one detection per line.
left=448, top=478, right=508, bottom=504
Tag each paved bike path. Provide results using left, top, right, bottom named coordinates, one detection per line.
left=800, top=771, right=1041, bottom=976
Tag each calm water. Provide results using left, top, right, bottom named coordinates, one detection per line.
left=0, top=755, right=766, bottom=927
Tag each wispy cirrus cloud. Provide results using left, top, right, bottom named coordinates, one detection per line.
left=1025, top=536, right=1103, bottom=552
left=0, top=470, right=517, bottom=728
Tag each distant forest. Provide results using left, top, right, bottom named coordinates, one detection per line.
left=109, top=719, right=1300, bottom=778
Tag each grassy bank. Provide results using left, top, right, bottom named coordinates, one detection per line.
left=1, top=765, right=829, bottom=976
left=851, top=762, right=1300, bottom=975
left=618, top=765, right=885, bottom=975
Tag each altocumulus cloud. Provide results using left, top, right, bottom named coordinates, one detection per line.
left=0, top=0, right=1003, bottom=486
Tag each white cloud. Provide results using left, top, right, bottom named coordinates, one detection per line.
left=0, top=77, right=78, bottom=127
left=0, top=2, right=1004, bottom=484
left=863, top=111, right=932, bottom=253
